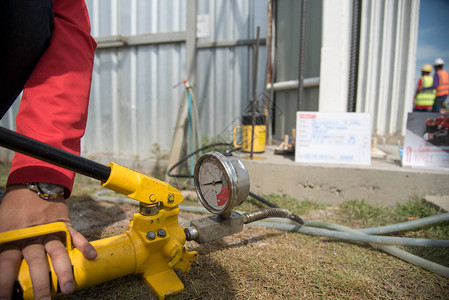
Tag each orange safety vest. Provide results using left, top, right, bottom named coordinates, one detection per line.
left=436, top=69, right=449, bottom=97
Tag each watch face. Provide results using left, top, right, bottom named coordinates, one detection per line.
left=38, top=183, right=64, bottom=195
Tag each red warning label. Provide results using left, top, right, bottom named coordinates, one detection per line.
left=216, top=187, right=229, bottom=206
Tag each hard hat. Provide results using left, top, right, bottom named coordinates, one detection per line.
left=434, top=58, right=444, bottom=66
left=421, top=64, right=432, bottom=72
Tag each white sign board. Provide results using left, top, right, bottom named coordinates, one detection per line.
left=402, top=112, right=449, bottom=171
left=295, top=112, right=371, bottom=165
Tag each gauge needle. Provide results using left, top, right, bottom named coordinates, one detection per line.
left=202, top=180, right=222, bottom=186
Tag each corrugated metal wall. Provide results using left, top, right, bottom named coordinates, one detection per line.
left=273, top=0, right=322, bottom=139
left=356, top=0, right=420, bottom=141
left=0, top=0, right=420, bottom=159
left=196, top=1, right=267, bottom=141
left=0, top=0, right=267, bottom=159
left=85, top=0, right=188, bottom=158
left=0, top=0, right=267, bottom=160
left=83, top=0, right=267, bottom=158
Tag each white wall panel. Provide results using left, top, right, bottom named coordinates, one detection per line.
left=319, top=0, right=351, bottom=112
left=356, top=0, right=420, bottom=140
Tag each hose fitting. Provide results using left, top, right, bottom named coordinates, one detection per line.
left=184, top=227, right=199, bottom=241
left=243, top=208, right=304, bottom=225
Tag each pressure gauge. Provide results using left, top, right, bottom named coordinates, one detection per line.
left=194, top=151, right=250, bottom=217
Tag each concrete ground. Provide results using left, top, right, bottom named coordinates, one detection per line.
left=237, top=144, right=449, bottom=207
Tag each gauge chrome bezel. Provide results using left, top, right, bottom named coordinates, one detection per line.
left=194, top=151, right=250, bottom=217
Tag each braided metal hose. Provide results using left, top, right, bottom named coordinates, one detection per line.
left=242, top=208, right=304, bottom=225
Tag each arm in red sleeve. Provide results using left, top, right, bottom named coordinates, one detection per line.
left=6, top=0, right=97, bottom=198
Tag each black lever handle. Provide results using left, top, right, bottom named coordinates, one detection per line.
left=0, top=126, right=110, bottom=182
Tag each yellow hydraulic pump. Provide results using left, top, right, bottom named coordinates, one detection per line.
left=0, top=162, right=198, bottom=299
left=0, top=127, right=253, bottom=299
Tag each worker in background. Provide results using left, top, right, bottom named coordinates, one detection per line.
left=413, top=64, right=436, bottom=112
left=431, top=58, right=449, bottom=113
left=0, top=1, right=97, bottom=299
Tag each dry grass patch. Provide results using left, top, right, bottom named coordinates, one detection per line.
left=0, top=166, right=447, bottom=299
left=61, top=218, right=449, bottom=300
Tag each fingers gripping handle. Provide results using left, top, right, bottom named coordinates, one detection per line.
left=0, top=222, right=72, bottom=252
left=0, top=222, right=72, bottom=298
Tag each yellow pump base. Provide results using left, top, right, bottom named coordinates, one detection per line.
left=0, top=162, right=198, bottom=299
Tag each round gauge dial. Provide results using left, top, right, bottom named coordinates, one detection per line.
left=194, top=152, right=250, bottom=217
left=197, top=159, right=229, bottom=210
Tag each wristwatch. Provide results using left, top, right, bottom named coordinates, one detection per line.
left=26, top=182, right=65, bottom=200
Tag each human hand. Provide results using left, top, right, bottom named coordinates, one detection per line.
left=0, top=184, right=97, bottom=299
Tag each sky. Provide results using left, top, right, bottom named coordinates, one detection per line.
left=415, top=0, right=449, bottom=83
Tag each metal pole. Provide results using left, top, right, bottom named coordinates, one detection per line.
left=250, top=27, right=261, bottom=159
left=269, top=0, right=277, bottom=140
left=347, top=0, right=361, bottom=112
left=0, top=127, right=110, bottom=182
left=264, top=0, right=273, bottom=145
left=297, top=0, right=307, bottom=111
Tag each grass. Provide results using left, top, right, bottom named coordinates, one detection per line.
left=1, top=159, right=448, bottom=299
left=70, top=174, right=104, bottom=202
left=182, top=193, right=328, bottom=216
left=336, top=198, right=449, bottom=237
left=338, top=197, right=447, bottom=226
left=241, top=194, right=327, bottom=215
left=58, top=194, right=449, bottom=299
left=0, top=160, right=9, bottom=186
left=335, top=197, right=449, bottom=270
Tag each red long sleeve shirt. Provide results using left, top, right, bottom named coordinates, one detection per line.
left=7, top=0, right=96, bottom=198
